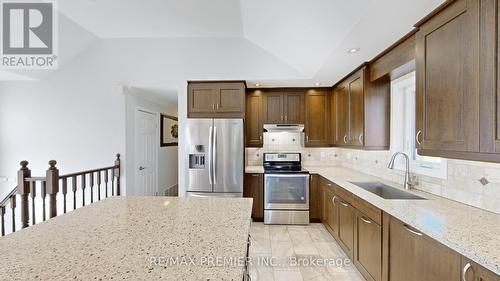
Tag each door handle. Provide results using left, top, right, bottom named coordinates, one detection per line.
left=139, top=166, right=146, bottom=171
left=360, top=216, right=372, bottom=224
left=208, top=126, right=213, bottom=185
left=403, top=224, right=423, bottom=236
left=213, top=126, right=218, bottom=185
left=462, top=263, right=472, bottom=281
left=416, top=130, right=422, bottom=145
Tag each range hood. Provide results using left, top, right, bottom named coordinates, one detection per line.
left=264, top=124, right=305, bottom=132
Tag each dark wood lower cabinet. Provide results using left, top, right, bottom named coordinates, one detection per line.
left=354, top=211, right=382, bottom=281
left=309, top=174, right=320, bottom=220
left=313, top=178, right=500, bottom=281
left=387, top=217, right=461, bottom=281
left=337, top=197, right=355, bottom=259
left=243, top=173, right=263, bottom=220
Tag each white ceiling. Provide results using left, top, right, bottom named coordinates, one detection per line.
left=4, top=0, right=444, bottom=86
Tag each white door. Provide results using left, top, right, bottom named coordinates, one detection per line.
left=135, top=109, right=158, bottom=196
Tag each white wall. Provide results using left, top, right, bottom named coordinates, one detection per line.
left=124, top=86, right=178, bottom=196
left=0, top=37, right=302, bottom=196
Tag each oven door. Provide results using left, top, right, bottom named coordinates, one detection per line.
left=264, top=173, right=310, bottom=210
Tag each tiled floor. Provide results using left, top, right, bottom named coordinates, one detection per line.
left=249, top=223, right=365, bottom=281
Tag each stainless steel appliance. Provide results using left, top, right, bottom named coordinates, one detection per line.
left=186, top=119, right=244, bottom=197
left=263, top=153, right=310, bottom=225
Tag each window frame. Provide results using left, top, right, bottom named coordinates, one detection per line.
left=390, top=72, right=447, bottom=179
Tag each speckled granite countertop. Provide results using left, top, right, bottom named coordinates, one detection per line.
left=246, top=165, right=500, bottom=275
left=0, top=196, right=253, bottom=280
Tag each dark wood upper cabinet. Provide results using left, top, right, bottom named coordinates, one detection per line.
left=333, top=83, right=349, bottom=145
left=263, top=92, right=284, bottom=123
left=261, top=89, right=305, bottom=125
left=348, top=73, right=365, bottom=147
left=188, top=81, right=245, bottom=118
left=414, top=0, right=500, bottom=162
left=243, top=173, right=264, bottom=219
left=416, top=0, right=480, bottom=153
left=245, top=90, right=263, bottom=147
left=305, top=89, right=330, bottom=147
left=284, top=91, right=304, bottom=124
left=332, top=67, right=390, bottom=150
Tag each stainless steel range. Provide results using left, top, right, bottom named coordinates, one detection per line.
left=263, top=153, right=310, bottom=225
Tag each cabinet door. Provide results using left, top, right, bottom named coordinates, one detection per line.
left=333, top=85, right=350, bottom=145
left=348, top=72, right=364, bottom=147
left=321, top=184, right=338, bottom=238
left=309, top=174, right=320, bottom=220
left=216, top=83, right=245, bottom=114
left=245, top=91, right=263, bottom=147
left=305, top=89, right=329, bottom=147
left=284, top=92, right=304, bottom=124
left=263, top=93, right=284, bottom=123
left=478, top=266, right=500, bottom=281
left=188, top=83, right=218, bottom=114
left=337, top=197, right=355, bottom=259
left=420, top=235, right=461, bottom=281
left=388, top=219, right=422, bottom=281
left=243, top=173, right=263, bottom=219
left=354, top=212, right=382, bottom=281
left=416, top=0, right=480, bottom=152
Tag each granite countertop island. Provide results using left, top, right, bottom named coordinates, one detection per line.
left=246, top=165, right=500, bottom=276
left=0, top=196, right=253, bottom=280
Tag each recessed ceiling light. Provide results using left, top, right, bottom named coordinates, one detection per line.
left=255, top=83, right=261, bottom=87
left=315, top=82, right=321, bottom=86
left=348, top=48, right=360, bottom=54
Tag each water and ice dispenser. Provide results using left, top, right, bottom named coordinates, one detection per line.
left=189, top=145, right=206, bottom=169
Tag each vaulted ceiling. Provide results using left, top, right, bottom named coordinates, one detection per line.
left=3, top=0, right=444, bottom=87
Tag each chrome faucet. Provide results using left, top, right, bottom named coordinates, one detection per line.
left=388, top=152, right=414, bottom=190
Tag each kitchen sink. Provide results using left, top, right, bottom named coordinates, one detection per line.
left=350, top=182, right=427, bottom=200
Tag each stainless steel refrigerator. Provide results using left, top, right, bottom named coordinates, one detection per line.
left=186, top=119, right=243, bottom=197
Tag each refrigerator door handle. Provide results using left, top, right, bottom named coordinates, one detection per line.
left=213, top=126, right=218, bottom=185
left=208, top=125, right=213, bottom=185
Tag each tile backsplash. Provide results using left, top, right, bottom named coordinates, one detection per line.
left=246, top=146, right=500, bottom=215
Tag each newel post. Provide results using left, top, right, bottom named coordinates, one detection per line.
left=114, top=154, right=121, bottom=196
left=46, top=160, right=59, bottom=219
left=17, top=161, right=31, bottom=228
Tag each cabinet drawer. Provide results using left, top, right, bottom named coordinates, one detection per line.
left=353, top=196, right=382, bottom=225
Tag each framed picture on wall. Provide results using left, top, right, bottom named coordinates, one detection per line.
left=160, top=114, right=178, bottom=147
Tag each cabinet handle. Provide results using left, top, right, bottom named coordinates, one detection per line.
left=339, top=200, right=349, bottom=207
left=403, top=224, right=423, bottom=236
left=251, top=174, right=259, bottom=177
left=285, top=115, right=288, bottom=122
left=216, top=103, right=219, bottom=110
left=360, top=216, right=372, bottom=224
left=259, top=135, right=262, bottom=142
left=212, top=103, right=215, bottom=110
left=281, top=115, right=283, bottom=122
left=306, top=135, right=309, bottom=143
left=326, top=183, right=332, bottom=186
left=462, top=263, right=472, bottom=281
left=331, top=196, right=337, bottom=204
left=416, top=130, right=422, bottom=145
left=358, top=134, right=363, bottom=144
left=343, top=135, right=348, bottom=144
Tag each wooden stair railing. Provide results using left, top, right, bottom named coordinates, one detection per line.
left=0, top=154, right=121, bottom=236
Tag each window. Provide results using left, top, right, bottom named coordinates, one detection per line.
left=390, top=72, right=447, bottom=179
